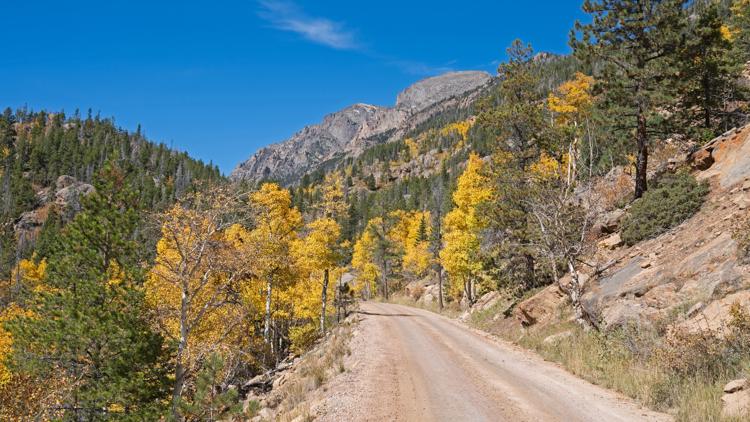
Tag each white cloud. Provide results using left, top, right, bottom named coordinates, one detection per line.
left=258, top=0, right=359, bottom=50
left=257, top=1, right=456, bottom=77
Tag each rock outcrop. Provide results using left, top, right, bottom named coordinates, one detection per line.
left=512, top=124, right=750, bottom=333
left=14, top=175, right=94, bottom=241
left=722, top=378, right=750, bottom=419
left=231, top=71, right=492, bottom=185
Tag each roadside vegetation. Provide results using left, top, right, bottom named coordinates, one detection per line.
left=465, top=301, right=750, bottom=422
left=621, top=172, right=709, bottom=245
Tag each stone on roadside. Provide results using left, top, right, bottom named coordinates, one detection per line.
left=722, top=379, right=750, bottom=419
left=599, top=233, right=624, bottom=250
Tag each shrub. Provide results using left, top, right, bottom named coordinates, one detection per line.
left=621, top=172, right=708, bottom=245
left=289, top=324, right=320, bottom=355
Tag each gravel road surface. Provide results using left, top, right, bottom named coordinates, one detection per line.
left=316, top=302, right=671, bottom=422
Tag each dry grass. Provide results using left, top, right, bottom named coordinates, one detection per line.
left=471, top=306, right=750, bottom=422
left=270, top=321, right=354, bottom=422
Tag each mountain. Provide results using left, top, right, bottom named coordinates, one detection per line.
left=230, top=71, right=493, bottom=185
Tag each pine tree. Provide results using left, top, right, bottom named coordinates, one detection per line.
left=477, top=40, right=548, bottom=292
left=572, top=0, right=688, bottom=198
left=8, top=165, right=171, bottom=420
left=177, top=354, right=242, bottom=422
left=676, top=1, right=744, bottom=137
left=729, top=0, right=750, bottom=62
left=416, top=214, right=428, bottom=243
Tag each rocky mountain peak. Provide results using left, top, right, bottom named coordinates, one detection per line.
left=230, top=70, right=492, bottom=185
left=395, top=71, right=492, bottom=112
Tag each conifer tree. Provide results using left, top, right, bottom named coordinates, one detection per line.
left=8, top=165, right=171, bottom=420
left=676, top=1, right=743, bottom=137
left=478, top=40, right=548, bottom=292
left=572, top=0, right=688, bottom=198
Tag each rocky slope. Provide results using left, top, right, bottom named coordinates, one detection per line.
left=230, top=71, right=492, bottom=185
left=401, top=124, right=750, bottom=337
left=14, top=175, right=95, bottom=244
left=503, top=125, right=750, bottom=334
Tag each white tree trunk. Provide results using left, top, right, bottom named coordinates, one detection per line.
left=264, top=278, right=272, bottom=342
left=320, top=269, right=329, bottom=335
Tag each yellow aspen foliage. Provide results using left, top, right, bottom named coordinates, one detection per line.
left=529, top=152, right=571, bottom=183
left=440, top=153, right=492, bottom=299
left=721, top=24, right=736, bottom=41
left=389, top=210, right=432, bottom=278
left=548, top=72, right=594, bottom=184
left=404, top=137, right=420, bottom=159
left=440, top=120, right=472, bottom=140
left=146, top=188, right=254, bottom=402
left=0, top=258, right=46, bottom=388
left=243, top=183, right=303, bottom=344
left=146, top=216, right=246, bottom=362
left=0, top=304, right=34, bottom=388
left=547, top=72, right=594, bottom=123
left=296, top=217, right=341, bottom=329
left=297, top=218, right=340, bottom=276
left=321, top=171, right=348, bottom=219
left=351, top=218, right=381, bottom=297
left=1, top=258, right=48, bottom=295
left=440, top=119, right=473, bottom=149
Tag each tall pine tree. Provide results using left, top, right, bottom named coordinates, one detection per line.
left=8, top=165, right=171, bottom=420
left=572, top=0, right=688, bottom=198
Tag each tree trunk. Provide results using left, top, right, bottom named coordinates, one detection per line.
left=382, top=261, right=389, bottom=300
left=264, top=277, right=272, bottom=343
left=703, top=72, right=711, bottom=129
left=635, top=95, right=649, bottom=199
left=437, top=266, right=444, bottom=310
left=320, top=268, right=329, bottom=335
left=172, top=288, right=190, bottom=421
left=524, top=253, right=536, bottom=290
left=565, top=260, right=598, bottom=330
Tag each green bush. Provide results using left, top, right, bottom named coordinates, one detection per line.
left=621, top=172, right=708, bottom=245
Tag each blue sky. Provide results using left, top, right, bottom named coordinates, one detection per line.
left=0, top=1, right=585, bottom=174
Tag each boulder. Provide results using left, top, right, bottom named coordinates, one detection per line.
left=690, top=148, right=714, bottom=170
left=404, top=276, right=435, bottom=300
left=418, top=283, right=442, bottom=306
left=14, top=208, right=46, bottom=238
left=593, top=209, right=626, bottom=236
left=55, top=178, right=94, bottom=220
left=679, top=290, right=750, bottom=335
left=599, top=233, right=624, bottom=250
left=724, top=378, right=747, bottom=394
left=722, top=386, right=750, bottom=419
left=601, top=300, right=658, bottom=330
left=514, top=284, right=566, bottom=327
left=55, top=175, right=78, bottom=190
left=472, top=291, right=501, bottom=313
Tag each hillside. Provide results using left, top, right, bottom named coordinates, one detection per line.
left=0, top=108, right=222, bottom=278
left=230, top=71, right=492, bottom=185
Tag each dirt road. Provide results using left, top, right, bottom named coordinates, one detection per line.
left=316, top=302, right=671, bottom=422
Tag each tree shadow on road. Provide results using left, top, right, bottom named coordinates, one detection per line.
left=356, top=310, right=418, bottom=317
